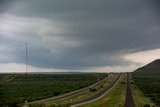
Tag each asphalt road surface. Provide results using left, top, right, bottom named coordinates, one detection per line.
left=125, top=73, right=135, bottom=107
left=68, top=74, right=121, bottom=107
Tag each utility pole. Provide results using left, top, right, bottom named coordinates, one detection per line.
left=26, top=43, right=28, bottom=74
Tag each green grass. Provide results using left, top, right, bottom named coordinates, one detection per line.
left=132, top=73, right=160, bottom=106
left=43, top=75, right=115, bottom=106
left=77, top=74, right=126, bottom=107
left=0, top=73, right=108, bottom=106
left=131, top=83, right=155, bottom=107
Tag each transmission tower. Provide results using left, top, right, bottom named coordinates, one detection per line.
left=26, top=43, right=28, bottom=74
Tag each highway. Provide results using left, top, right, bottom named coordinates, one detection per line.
left=124, top=73, right=135, bottom=107
left=28, top=74, right=113, bottom=105
left=69, top=74, right=121, bottom=107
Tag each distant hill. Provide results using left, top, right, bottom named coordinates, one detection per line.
left=134, top=59, right=160, bottom=73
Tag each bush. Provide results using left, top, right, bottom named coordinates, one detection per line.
left=53, top=91, right=60, bottom=96
left=89, top=87, right=97, bottom=92
left=130, top=81, right=134, bottom=84
left=143, top=104, right=150, bottom=107
left=120, top=82, right=126, bottom=84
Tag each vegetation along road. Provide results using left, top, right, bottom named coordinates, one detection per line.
left=28, top=74, right=112, bottom=105
left=0, top=73, right=108, bottom=106
left=68, top=74, right=121, bottom=107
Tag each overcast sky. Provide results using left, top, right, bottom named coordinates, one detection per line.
left=0, top=0, right=160, bottom=73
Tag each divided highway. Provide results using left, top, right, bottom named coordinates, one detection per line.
left=28, top=74, right=113, bottom=105
left=125, top=73, right=135, bottom=107
left=69, top=74, right=121, bottom=107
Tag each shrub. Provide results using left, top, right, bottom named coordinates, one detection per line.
left=143, top=104, right=150, bottom=107
left=89, top=87, right=97, bottom=92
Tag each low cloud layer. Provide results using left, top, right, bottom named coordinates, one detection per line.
left=0, top=0, right=160, bottom=72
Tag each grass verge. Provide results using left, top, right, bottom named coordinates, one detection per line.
left=28, top=75, right=115, bottom=107
left=76, top=74, right=126, bottom=107
left=131, top=78, right=156, bottom=107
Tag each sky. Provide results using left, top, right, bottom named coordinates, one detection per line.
left=0, top=0, right=160, bottom=73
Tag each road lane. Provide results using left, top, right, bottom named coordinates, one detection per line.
left=69, top=74, right=121, bottom=107
left=125, top=73, right=135, bottom=107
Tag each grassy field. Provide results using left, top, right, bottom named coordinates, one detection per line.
left=77, top=74, right=126, bottom=107
left=0, top=73, right=108, bottom=106
left=131, top=82, right=155, bottom=107
left=132, top=73, right=160, bottom=106
left=41, top=74, right=116, bottom=106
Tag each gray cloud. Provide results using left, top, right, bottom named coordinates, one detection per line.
left=0, top=0, right=14, bottom=13
left=0, top=0, right=160, bottom=70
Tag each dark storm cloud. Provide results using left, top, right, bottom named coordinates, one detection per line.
left=9, top=0, right=159, bottom=50
left=0, top=0, right=160, bottom=69
left=0, top=0, right=13, bottom=13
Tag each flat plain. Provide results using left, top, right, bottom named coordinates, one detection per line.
left=0, top=73, right=108, bottom=106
